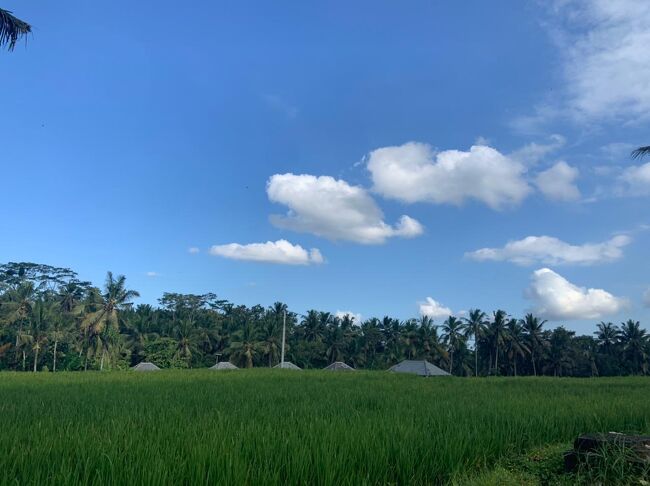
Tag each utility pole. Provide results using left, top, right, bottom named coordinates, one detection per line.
left=280, top=311, right=286, bottom=366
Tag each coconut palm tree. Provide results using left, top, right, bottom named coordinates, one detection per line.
left=619, top=319, right=648, bottom=375
left=595, top=321, right=620, bottom=355
left=0, top=8, right=31, bottom=51
left=81, top=272, right=140, bottom=370
left=3, top=281, right=36, bottom=366
left=462, top=309, right=488, bottom=377
left=228, top=320, right=260, bottom=368
left=30, top=300, right=53, bottom=372
left=521, top=313, right=546, bottom=376
left=441, top=316, right=464, bottom=374
left=489, top=310, right=509, bottom=375
left=260, top=312, right=281, bottom=367
left=505, top=318, right=529, bottom=376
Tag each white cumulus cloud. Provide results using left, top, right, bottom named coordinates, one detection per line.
left=209, top=240, right=323, bottom=265
left=526, top=268, right=627, bottom=320
left=617, top=162, right=650, bottom=196
left=467, top=234, right=631, bottom=266
left=366, top=142, right=531, bottom=209
left=266, top=173, right=423, bottom=244
left=535, top=161, right=581, bottom=201
left=419, top=297, right=453, bottom=320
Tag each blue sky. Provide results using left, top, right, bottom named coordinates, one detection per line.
left=1, top=1, right=649, bottom=332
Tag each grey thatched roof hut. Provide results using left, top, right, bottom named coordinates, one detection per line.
left=132, top=362, right=161, bottom=372
left=274, top=361, right=301, bottom=370
left=324, top=361, right=355, bottom=371
left=210, top=361, right=239, bottom=370
left=388, top=360, right=449, bottom=376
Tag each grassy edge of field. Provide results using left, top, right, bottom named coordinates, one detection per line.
left=456, top=442, right=650, bottom=486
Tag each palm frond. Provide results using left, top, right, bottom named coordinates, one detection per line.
left=0, top=8, right=31, bottom=51
left=631, top=146, right=650, bottom=160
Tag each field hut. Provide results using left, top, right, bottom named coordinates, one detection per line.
left=274, top=361, right=301, bottom=370
left=210, top=361, right=239, bottom=370
left=388, top=360, right=449, bottom=377
left=132, top=362, right=161, bottom=372
left=324, top=361, right=355, bottom=371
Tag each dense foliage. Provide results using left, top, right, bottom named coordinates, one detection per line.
left=1, top=372, right=649, bottom=485
left=0, top=262, right=647, bottom=375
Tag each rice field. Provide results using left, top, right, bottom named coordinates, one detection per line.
left=1, top=371, right=649, bottom=485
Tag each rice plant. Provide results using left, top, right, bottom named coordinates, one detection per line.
left=0, top=371, right=648, bottom=485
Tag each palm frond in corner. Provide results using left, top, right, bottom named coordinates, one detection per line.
left=0, top=8, right=31, bottom=51
left=631, top=146, right=650, bottom=160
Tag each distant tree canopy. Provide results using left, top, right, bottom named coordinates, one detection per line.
left=0, top=261, right=648, bottom=376
left=0, top=8, right=31, bottom=51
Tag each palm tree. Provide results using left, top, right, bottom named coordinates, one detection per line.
left=505, top=319, right=528, bottom=376
left=0, top=8, right=31, bottom=51
left=401, top=319, right=419, bottom=360
left=3, top=281, right=36, bottom=366
left=441, top=316, right=464, bottom=374
left=301, top=310, right=326, bottom=342
left=489, top=310, right=509, bottom=375
left=381, top=317, right=403, bottom=364
left=417, top=317, right=447, bottom=366
left=462, top=309, right=488, bottom=377
left=619, top=319, right=648, bottom=375
left=595, top=321, right=620, bottom=355
left=260, top=312, right=281, bottom=367
left=48, top=312, right=71, bottom=372
left=81, top=272, right=140, bottom=370
left=228, top=320, right=260, bottom=368
left=58, top=281, right=87, bottom=314
left=325, top=322, right=346, bottom=363
left=521, top=313, right=546, bottom=376
left=30, top=300, right=53, bottom=372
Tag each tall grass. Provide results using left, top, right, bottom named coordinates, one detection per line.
left=0, top=371, right=648, bottom=485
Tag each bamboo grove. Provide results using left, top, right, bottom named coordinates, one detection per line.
left=0, top=262, right=647, bottom=376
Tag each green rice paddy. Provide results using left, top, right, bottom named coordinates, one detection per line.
left=1, top=371, right=648, bottom=485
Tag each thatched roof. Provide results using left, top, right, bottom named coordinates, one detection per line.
left=210, top=361, right=239, bottom=370
left=273, top=361, right=301, bottom=370
left=132, top=362, right=161, bottom=371
left=388, top=360, right=449, bottom=376
left=324, top=361, right=355, bottom=371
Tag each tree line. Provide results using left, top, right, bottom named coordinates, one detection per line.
left=0, top=262, right=647, bottom=376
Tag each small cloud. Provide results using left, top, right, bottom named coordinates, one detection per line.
left=209, top=239, right=323, bottom=265
left=475, top=136, right=491, bottom=146
left=535, top=161, right=581, bottom=202
left=616, top=162, right=650, bottom=197
left=188, top=247, right=200, bottom=254
left=146, top=271, right=161, bottom=278
left=643, top=288, right=650, bottom=308
left=418, top=297, right=453, bottom=320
